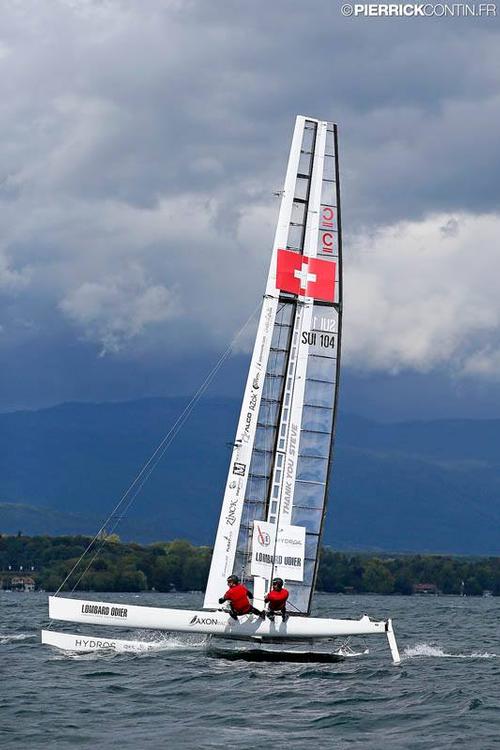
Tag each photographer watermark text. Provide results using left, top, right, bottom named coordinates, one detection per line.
left=341, top=3, right=497, bottom=16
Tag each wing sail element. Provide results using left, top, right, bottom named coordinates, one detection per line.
left=203, top=117, right=342, bottom=614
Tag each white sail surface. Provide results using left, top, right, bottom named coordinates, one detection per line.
left=204, top=116, right=342, bottom=613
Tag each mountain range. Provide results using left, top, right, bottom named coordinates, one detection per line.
left=0, top=398, right=499, bottom=555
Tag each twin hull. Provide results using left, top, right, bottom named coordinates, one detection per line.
left=48, top=596, right=388, bottom=640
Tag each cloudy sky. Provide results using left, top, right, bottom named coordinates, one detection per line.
left=1, top=0, right=500, bottom=418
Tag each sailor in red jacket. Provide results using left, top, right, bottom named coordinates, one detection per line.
left=219, top=575, right=264, bottom=620
left=264, top=577, right=289, bottom=621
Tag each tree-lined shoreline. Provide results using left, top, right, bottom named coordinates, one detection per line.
left=0, top=535, right=499, bottom=596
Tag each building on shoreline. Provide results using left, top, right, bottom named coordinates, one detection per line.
left=413, top=583, right=439, bottom=595
left=2, top=575, right=36, bottom=592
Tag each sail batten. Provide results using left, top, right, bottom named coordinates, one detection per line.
left=204, top=116, right=342, bottom=613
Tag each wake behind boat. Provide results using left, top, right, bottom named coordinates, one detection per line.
left=42, top=115, right=401, bottom=665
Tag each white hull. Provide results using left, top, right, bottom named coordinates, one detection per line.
left=41, top=629, right=364, bottom=661
left=41, top=629, right=146, bottom=652
left=47, top=596, right=401, bottom=663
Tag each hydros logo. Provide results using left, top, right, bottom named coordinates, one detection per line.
left=257, top=524, right=271, bottom=547
left=189, top=615, right=220, bottom=626
left=74, top=638, right=117, bottom=650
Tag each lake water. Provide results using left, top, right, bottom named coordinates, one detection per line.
left=1, top=591, right=499, bottom=749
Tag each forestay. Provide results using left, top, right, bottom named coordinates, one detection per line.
left=204, top=116, right=342, bottom=614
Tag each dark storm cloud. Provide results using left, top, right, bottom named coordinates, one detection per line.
left=0, top=0, right=499, bottom=409
left=4, top=2, right=498, bottom=217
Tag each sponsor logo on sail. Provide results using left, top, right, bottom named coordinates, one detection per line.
left=256, top=552, right=278, bottom=564
left=320, top=231, right=334, bottom=254
left=254, top=553, right=302, bottom=567
left=283, top=423, right=298, bottom=514
left=258, top=306, right=274, bottom=366
left=264, top=305, right=273, bottom=334
left=242, top=411, right=252, bottom=442
left=319, top=207, right=336, bottom=254
left=242, top=390, right=258, bottom=444
left=320, top=205, right=335, bottom=229
left=257, top=524, right=271, bottom=547
left=283, top=557, right=302, bottom=567
left=283, top=481, right=293, bottom=514
left=225, top=498, right=238, bottom=525
left=251, top=520, right=306, bottom=581
left=233, top=462, right=246, bottom=476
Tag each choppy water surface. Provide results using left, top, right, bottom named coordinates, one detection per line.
left=1, top=592, right=499, bottom=749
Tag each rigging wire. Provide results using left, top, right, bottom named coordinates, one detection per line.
left=52, top=300, right=263, bottom=598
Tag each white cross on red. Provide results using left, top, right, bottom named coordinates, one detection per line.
left=293, top=262, right=317, bottom=292
left=276, top=248, right=335, bottom=302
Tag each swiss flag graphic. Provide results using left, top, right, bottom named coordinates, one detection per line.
left=276, top=249, right=336, bottom=302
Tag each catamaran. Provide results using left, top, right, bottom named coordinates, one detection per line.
left=41, top=116, right=401, bottom=664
